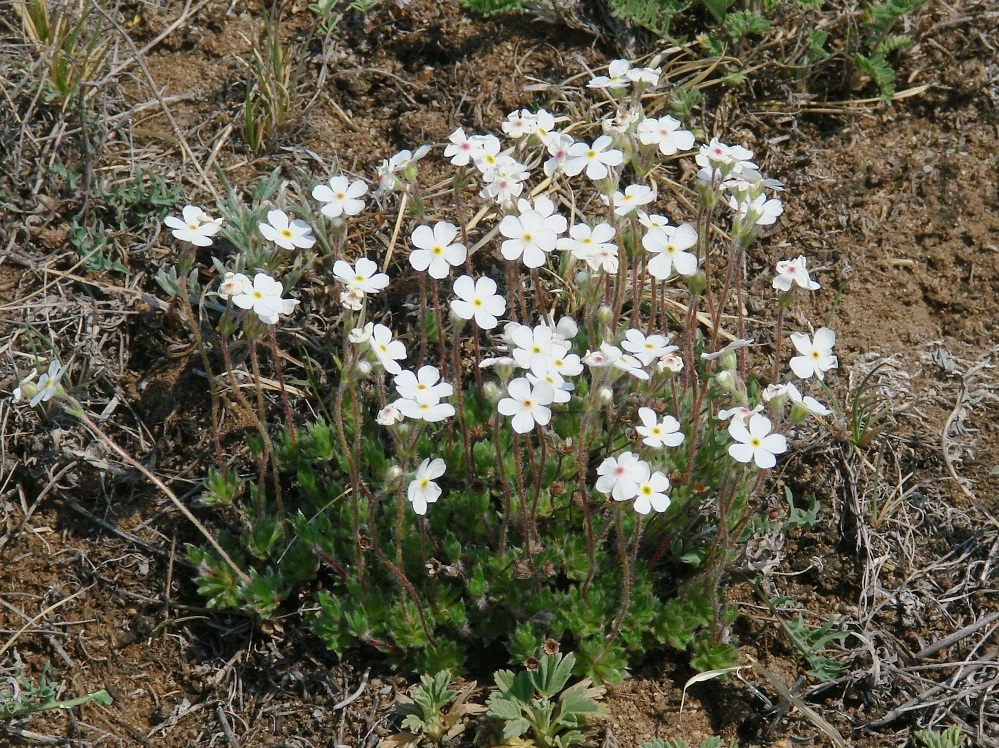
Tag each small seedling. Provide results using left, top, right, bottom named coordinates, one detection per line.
left=485, top=652, right=605, bottom=748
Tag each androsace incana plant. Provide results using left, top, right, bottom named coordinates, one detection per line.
left=141, top=55, right=842, bottom=682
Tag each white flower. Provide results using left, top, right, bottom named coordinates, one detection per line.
left=332, top=257, right=390, bottom=295
left=394, top=365, right=453, bottom=403
left=595, top=451, right=647, bottom=501
left=376, top=403, right=403, bottom=426
left=499, top=210, right=559, bottom=268
left=480, top=158, right=530, bottom=204
left=627, top=65, right=661, bottom=87
left=340, top=287, right=366, bottom=311
left=409, top=221, right=467, bottom=279
left=789, top=328, right=838, bottom=381
left=696, top=139, right=757, bottom=182
left=509, top=323, right=558, bottom=369
left=408, top=458, right=445, bottom=515
left=587, top=59, right=632, bottom=90
left=656, top=353, right=684, bottom=374
left=786, top=382, right=832, bottom=417
left=444, top=127, right=481, bottom=166
left=348, top=323, right=374, bottom=345
left=729, top=193, right=783, bottom=227
left=376, top=145, right=431, bottom=193
left=701, top=338, right=755, bottom=362
left=450, top=275, right=505, bottom=330
left=643, top=223, right=699, bottom=278
left=603, top=184, right=655, bottom=217
left=543, top=133, right=575, bottom=177
left=501, top=109, right=538, bottom=139
left=369, top=324, right=407, bottom=375
left=219, top=272, right=252, bottom=299
left=527, top=369, right=571, bottom=404
left=583, top=343, right=647, bottom=380
left=557, top=222, right=617, bottom=263
left=497, top=377, right=554, bottom=434
left=632, top=470, right=671, bottom=514
left=164, top=205, right=223, bottom=246
left=621, top=329, right=676, bottom=366
left=638, top=212, right=671, bottom=230
left=718, top=404, right=764, bottom=426
left=515, top=196, right=567, bottom=235
left=14, top=361, right=67, bottom=407
left=396, top=397, right=456, bottom=423
left=563, top=136, right=624, bottom=181
left=230, top=272, right=299, bottom=325
left=728, top=413, right=787, bottom=469
left=636, top=407, right=684, bottom=449
left=773, top=256, right=820, bottom=292
left=259, top=209, right=315, bottom=250
left=637, top=116, right=695, bottom=156
left=313, top=175, right=368, bottom=218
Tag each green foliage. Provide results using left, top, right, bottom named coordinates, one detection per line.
left=851, top=0, right=927, bottom=99
left=914, top=726, right=967, bottom=748
left=640, top=738, right=736, bottom=748
left=608, top=0, right=689, bottom=38
left=457, top=0, right=524, bottom=16
left=486, top=653, right=605, bottom=748
left=49, top=164, right=179, bottom=273
left=0, top=668, right=112, bottom=719
left=14, top=0, right=109, bottom=111
left=783, top=487, right=821, bottom=531
left=386, top=670, right=486, bottom=746
left=722, top=10, right=772, bottom=43
left=243, top=10, right=311, bottom=153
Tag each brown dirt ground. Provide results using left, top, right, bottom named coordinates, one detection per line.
left=2, top=0, right=999, bottom=745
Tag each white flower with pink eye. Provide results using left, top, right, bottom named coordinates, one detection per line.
left=219, top=272, right=252, bottom=300
left=595, top=451, right=648, bottom=501
left=444, top=128, right=482, bottom=167
left=773, top=256, right=820, bottom=292
left=637, top=116, right=695, bottom=156
left=543, top=133, right=575, bottom=177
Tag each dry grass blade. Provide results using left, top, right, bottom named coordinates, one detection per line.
left=745, top=656, right=847, bottom=747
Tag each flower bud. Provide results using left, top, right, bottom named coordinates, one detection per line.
left=356, top=360, right=372, bottom=378
left=482, top=381, right=502, bottom=403
left=386, top=465, right=403, bottom=482
left=685, top=270, right=706, bottom=297
left=719, top=349, right=738, bottom=372
left=574, top=270, right=591, bottom=286
left=597, top=387, right=614, bottom=404
left=596, top=305, right=614, bottom=325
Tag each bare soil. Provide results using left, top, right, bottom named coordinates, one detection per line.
left=2, top=0, right=998, bottom=746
